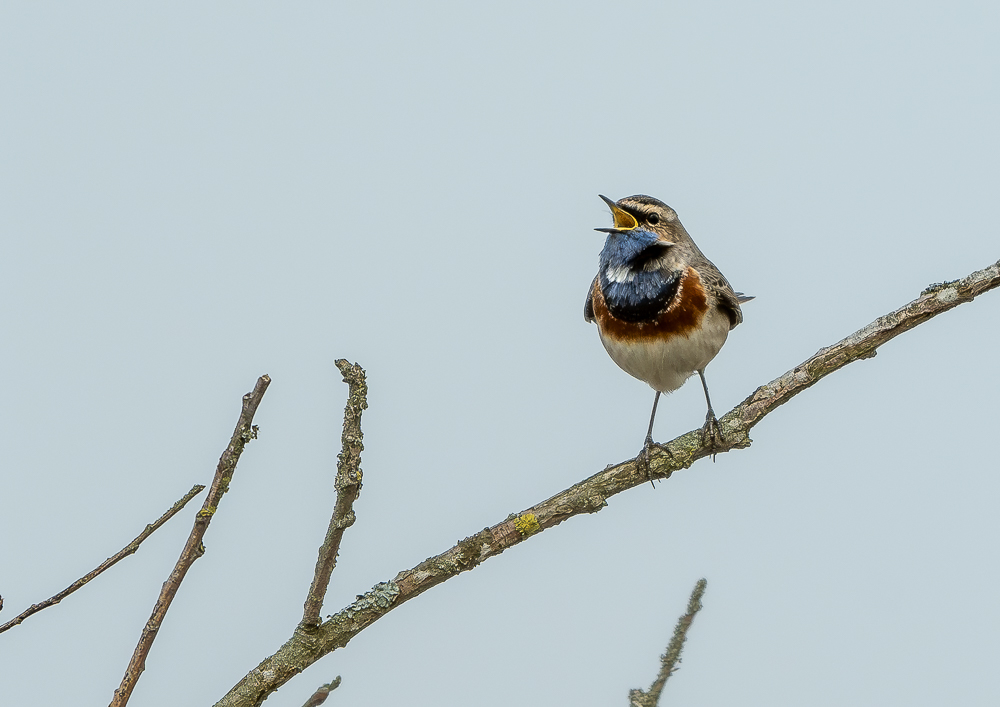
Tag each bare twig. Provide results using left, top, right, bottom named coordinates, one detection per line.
left=0, top=484, right=205, bottom=634
left=302, top=361, right=367, bottom=628
left=110, top=375, right=271, bottom=707
left=216, top=260, right=1000, bottom=707
left=628, top=579, right=707, bottom=707
left=300, top=677, right=341, bottom=707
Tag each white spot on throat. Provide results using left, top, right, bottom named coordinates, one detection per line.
left=605, top=263, right=635, bottom=283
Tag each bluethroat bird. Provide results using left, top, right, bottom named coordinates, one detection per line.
left=584, top=194, right=753, bottom=463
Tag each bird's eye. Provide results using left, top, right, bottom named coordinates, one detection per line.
left=646, top=213, right=660, bottom=225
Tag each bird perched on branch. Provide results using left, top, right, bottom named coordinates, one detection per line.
left=584, top=194, right=752, bottom=464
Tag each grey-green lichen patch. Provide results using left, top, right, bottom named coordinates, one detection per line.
left=921, top=279, right=959, bottom=295
left=341, top=581, right=400, bottom=621
left=934, top=287, right=960, bottom=304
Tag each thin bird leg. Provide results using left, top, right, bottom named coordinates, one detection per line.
left=644, top=391, right=661, bottom=449
left=638, top=391, right=672, bottom=483
left=697, top=369, right=724, bottom=451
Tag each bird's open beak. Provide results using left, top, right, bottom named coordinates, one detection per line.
left=595, top=194, right=638, bottom=233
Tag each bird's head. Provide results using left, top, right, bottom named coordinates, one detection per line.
left=595, top=194, right=687, bottom=281
left=596, top=194, right=681, bottom=236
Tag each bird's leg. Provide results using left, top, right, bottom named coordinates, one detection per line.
left=644, top=391, right=660, bottom=451
left=698, top=369, right=724, bottom=455
left=638, top=391, right=672, bottom=483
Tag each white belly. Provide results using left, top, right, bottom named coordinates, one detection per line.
left=598, top=308, right=730, bottom=393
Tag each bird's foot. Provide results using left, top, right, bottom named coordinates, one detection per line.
left=700, top=411, right=725, bottom=460
left=637, top=435, right=673, bottom=485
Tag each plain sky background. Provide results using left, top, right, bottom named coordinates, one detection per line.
left=2, top=2, right=998, bottom=705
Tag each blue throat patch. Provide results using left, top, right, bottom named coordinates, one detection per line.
left=599, top=229, right=681, bottom=323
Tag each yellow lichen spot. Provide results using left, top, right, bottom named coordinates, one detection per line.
left=514, top=513, right=540, bottom=537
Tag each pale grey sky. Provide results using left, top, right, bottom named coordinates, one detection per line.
left=2, top=2, right=998, bottom=705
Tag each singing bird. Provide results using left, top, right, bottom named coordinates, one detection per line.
left=585, top=194, right=752, bottom=461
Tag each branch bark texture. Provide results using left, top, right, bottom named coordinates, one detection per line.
left=302, top=360, right=367, bottom=627
left=216, top=260, right=1000, bottom=707
left=0, top=484, right=205, bottom=634
left=110, top=375, right=271, bottom=707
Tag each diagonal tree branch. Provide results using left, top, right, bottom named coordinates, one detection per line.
left=111, top=375, right=271, bottom=707
left=301, top=361, right=367, bottom=628
left=629, top=579, right=707, bottom=707
left=215, top=259, right=1000, bottom=707
left=0, top=484, right=205, bottom=634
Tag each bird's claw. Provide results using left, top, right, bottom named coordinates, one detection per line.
left=701, top=412, right=725, bottom=460
left=637, top=436, right=673, bottom=485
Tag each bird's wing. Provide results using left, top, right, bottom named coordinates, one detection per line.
left=584, top=275, right=598, bottom=323
left=700, top=266, right=745, bottom=330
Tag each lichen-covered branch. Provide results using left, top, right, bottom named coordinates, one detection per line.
left=629, top=579, right=707, bottom=707
left=0, top=484, right=205, bottom=634
left=301, top=361, right=367, bottom=628
left=732, top=262, right=1000, bottom=430
left=216, top=259, right=1000, bottom=707
left=110, top=375, right=271, bottom=707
